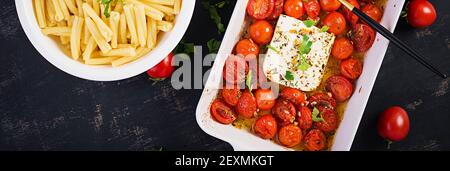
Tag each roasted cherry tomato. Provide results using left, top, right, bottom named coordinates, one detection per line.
left=298, top=106, right=313, bottom=130
left=236, top=39, right=260, bottom=61
left=304, top=129, right=326, bottom=151
left=340, top=58, right=363, bottom=80
left=304, top=0, right=321, bottom=19
left=255, top=89, right=276, bottom=110
left=254, top=115, right=278, bottom=139
left=280, top=87, right=307, bottom=106
left=377, top=106, right=410, bottom=142
left=314, top=108, right=338, bottom=133
left=352, top=23, right=376, bottom=52
left=210, top=99, right=237, bottom=124
left=221, top=86, right=242, bottom=106
left=322, top=12, right=347, bottom=35
left=331, top=37, right=354, bottom=60
left=278, top=124, right=302, bottom=147
left=341, top=0, right=360, bottom=26
left=309, top=92, right=337, bottom=109
left=223, top=55, right=248, bottom=85
left=236, top=91, right=257, bottom=118
left=326, top=75, right=353, bottom=102
left=407, top=0, right=437, bottom=28
left=362, top=3, right=382, bottom=23
left=247, top=0, right=275, bottom=20
left=284, top=0, right=304, bottom=19
left=319, top=0, right=341, bottom=12
left=147, top=52, right=174, bottom=79
left=267, top=0, right=284, bottom=20
left=272, top=99, right=297, bottom=126
left=249, top=20, right=274, bottom=45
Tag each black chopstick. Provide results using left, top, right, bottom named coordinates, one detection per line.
left=339, top=0, right=447, bottom=79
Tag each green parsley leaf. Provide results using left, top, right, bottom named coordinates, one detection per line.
left=299, top=37, right=313, bottom=55
left=312, top=107, right=325, bottom=122
left=285, top=71, right=294, bottom=81
left=303, top=35, right=309, bottom=42
left=303, top=19, right=316, bottom=27
left=320, top=25, right=329, bottom=32
left=297, top=54, right=311, bottom=72
left=202, top=0, right=225, bottom=35
left=174, top=40, right=195, bottom=55
left=267, top=45, right=279, bottom=53
left=246, top=71, right=253, bottom=95
left=207, top=39, right=221, bottom=53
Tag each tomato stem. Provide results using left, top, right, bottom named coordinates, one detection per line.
left=149, top=77, right=166, bottom=85
left=386, top=140, right=393, bottom=150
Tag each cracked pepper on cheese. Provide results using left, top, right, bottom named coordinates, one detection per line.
left=263, top=15, right=335, bottom=91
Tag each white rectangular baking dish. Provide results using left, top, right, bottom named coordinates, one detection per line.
left=196, top=0, right=405, bottom=151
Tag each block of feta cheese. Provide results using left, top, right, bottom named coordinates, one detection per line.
left=263, top=15, right=335, bottom=91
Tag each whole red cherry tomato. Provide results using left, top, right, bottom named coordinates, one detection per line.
left=377, top=106, right=410, bottom=142
left=147, top=53, right=175, bottom=79
left=278, top=124, right=302, bottom=147
left=322, top=12, right=347, bottom=35
left=304, top=129, right=326, bottom=151
left=362, top=3, right=382, bottom=23
left=325, top=75, right=353, bottom=102
left=284, top=0, right=305, bottom=19
left=319, top=0, right=341, bottom=12
left=221, top=86, right=242, bottom=106
left=249, top=20, right=274, bottom=45
left=255, top=89, right=276, bottom=110
left=254, top=115, right=278, bottom=139
left=280, top=87, right=307, bottom=106
left=331, top=37, right=354, bottom=60
left=352, top=23, right=376, bottom=52
left=236, top=91, right=257, bottom=118
left=236, top=39, right=260, bottom=61
left=340, top=58, right=363, bottom=80
left=407, top=0, right=437, bottom=28
left=272, top=99, right=297, bottom=126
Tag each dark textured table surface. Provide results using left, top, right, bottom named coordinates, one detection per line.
left=1, top=0, right=449, bottom=151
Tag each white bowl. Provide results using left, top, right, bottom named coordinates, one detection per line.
left=196, top=0, right=405, bottom=151
left=15, top=0, right=195, bottom=81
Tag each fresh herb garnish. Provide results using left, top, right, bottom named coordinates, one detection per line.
left=297, top=54, right=311, bottom=72
left=207, top=39, right=221, bottom=53
left=320, top=25, right=329, bottom=32
left=246, top=71, right=253, bottom=95
left=215, top=0, right=229, bottom=8
left=312, top=107, right=325, bottom=122
left=303, top=19, right=316, bottom=27
left=285, top=70, right=294, bottom=81
left=201, top=0, right=227, bottom=35
left=174, top=40, right=195, bottom=55
left=299, top=35, right=313, bottom=55
left=302, top=35, right=309, bottom=42
left=267, top=45, right=279, bottom=53
left=100, top=0, right=113, bottom=18
left=296, top=35, right=313, bottom=71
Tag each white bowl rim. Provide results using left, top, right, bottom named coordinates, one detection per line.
left=15, top=0, right=195, bottom=81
